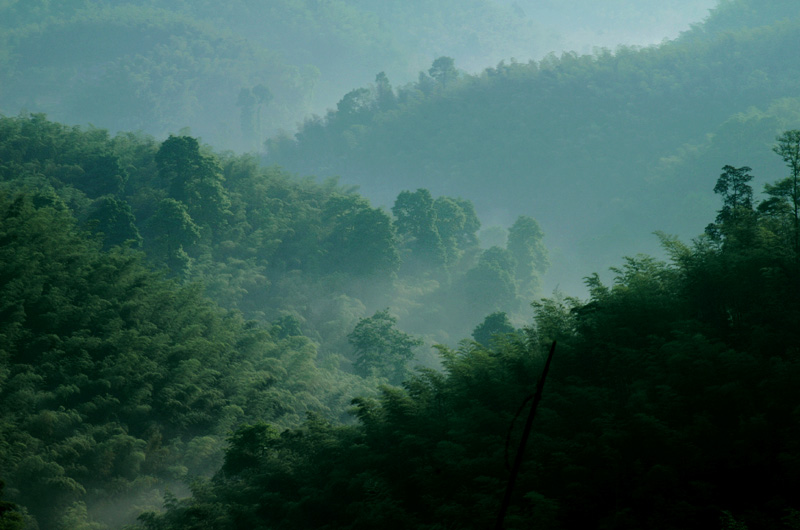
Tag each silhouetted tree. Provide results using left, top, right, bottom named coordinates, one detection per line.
left=429, top=56, right=458, bottom=87
left=706, top=165, right=754, bottom=239
left=375, top=72, right=396, bottom=110
left=771, top=130, right=800, bottom=253
left=472, top=311, right=516, bottom=347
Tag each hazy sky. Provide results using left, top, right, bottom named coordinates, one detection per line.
left=456, top=0, right=720, bottom=72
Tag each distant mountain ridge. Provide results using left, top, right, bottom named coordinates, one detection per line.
left=263, top=0, right=800, bottom=293
left=0, top=0, right=545, bottom=149
left=0, top=0, right=716, bottom=151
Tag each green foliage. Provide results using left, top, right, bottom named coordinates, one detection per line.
left=770, top=130, right=800, bottom=252
left=393, top=188, right=446, bottom=269
left=156, top=135, right=231, bottom=228
left=348, top=309, right=423, bottom=383
left=428, top=56, right=459, bottom=87
left=0, top=114, right=542, bottom=526
left=266, top=5, right=800, bottom=291
left=136, top=147, right=800, bottom=529
left=0, top=0, right=554, bottom=150
left=321, top=194, right=400, bottom=277
left=145, top=198, right=200, bottom=276
left=0, top=182, right=365, bottom=528
left=0, top=482, right=26, bottom=530
left=220, top=422, right=280, bottom=476
left=705, top=165, right=755, bottom=238
left=433, top=196, right=481, bottom=266
left=714, top=165, right=755, bottom=219
left=3, top=7, right=800, bottom=528
left=86, top=195, right=142, bottom=249
left=507, top=215, right=548, bottom=294
left=391, top=189, right=483, bottom=278
left=462, top=246, right=518, bottom=317
left=471, top=311, right=517, bottom=347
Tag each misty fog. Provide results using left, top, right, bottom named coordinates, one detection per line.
left=0, top=0, right=717, bottom=152
left=2, top=1, right=800, bottom=529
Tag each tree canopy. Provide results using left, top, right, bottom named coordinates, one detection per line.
left=133, top=141, right=800, bottom=529
left=264, top=2, right=800, bottom=292
left=0, top=114, right=544, bottom=527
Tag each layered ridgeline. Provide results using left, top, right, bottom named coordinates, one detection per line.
left=265, top=0, right=800, bottom=293
left=0, top=114, right=546, bottom=528
left=0, top=0, right=545, bottom=151
left=133, top=135, right=800, bottom=528
left=0, top=0, right=716, bottom=152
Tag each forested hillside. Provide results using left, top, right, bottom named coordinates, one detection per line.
left=264, top=0, right=800, bottom=292
left=135, top=131, right=800, bottom=529
left=0, top=114, right=547, bottom=528
left=0, top=0, right=713, bottom=151
left=3, top=116, right=799, bottom=530
left=0, top=0, right=540, bottom=150
left=3, top=1, right=800, bottom=529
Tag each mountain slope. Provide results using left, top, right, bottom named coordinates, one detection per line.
left=0, top=0, right=543, bottom=150
left=264, top=1, right=800, bottom=292
left=0, top=0, right=717, bottom=151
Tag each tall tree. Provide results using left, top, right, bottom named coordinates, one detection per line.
left=472, top=311, right=516, bottom=347
left=771, top=130, right=800, bottom=254
left=706, top=165, right=754, bottom=239
left=145, top=198, right=200, bottom=275
left=506, top=215, right=548, bottom=292
left=348, top=309, right=422, bottom=383
left=428, top=56, right=458, bottom=88
left=322, top=194, right=400, bottom=277
left=433, top=196, right=467, bottom=265
left=392, top=189, right=446, bottom=269
left=155, top=136, right=231, bottom=227
left=714, top=165, right=755, bottom=223
left=374, top=72, right=396, bottom=111
left=86, top=196, right=142, bottom=249
left=252, top=84, right=273, bottom=148
left=463, top=247, right=518, bottom=319
left=431, top=196, right=481, bottom=267
left=336, top=88, right=373, bottom=122
left=236, top=84, right=274, bottom=150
